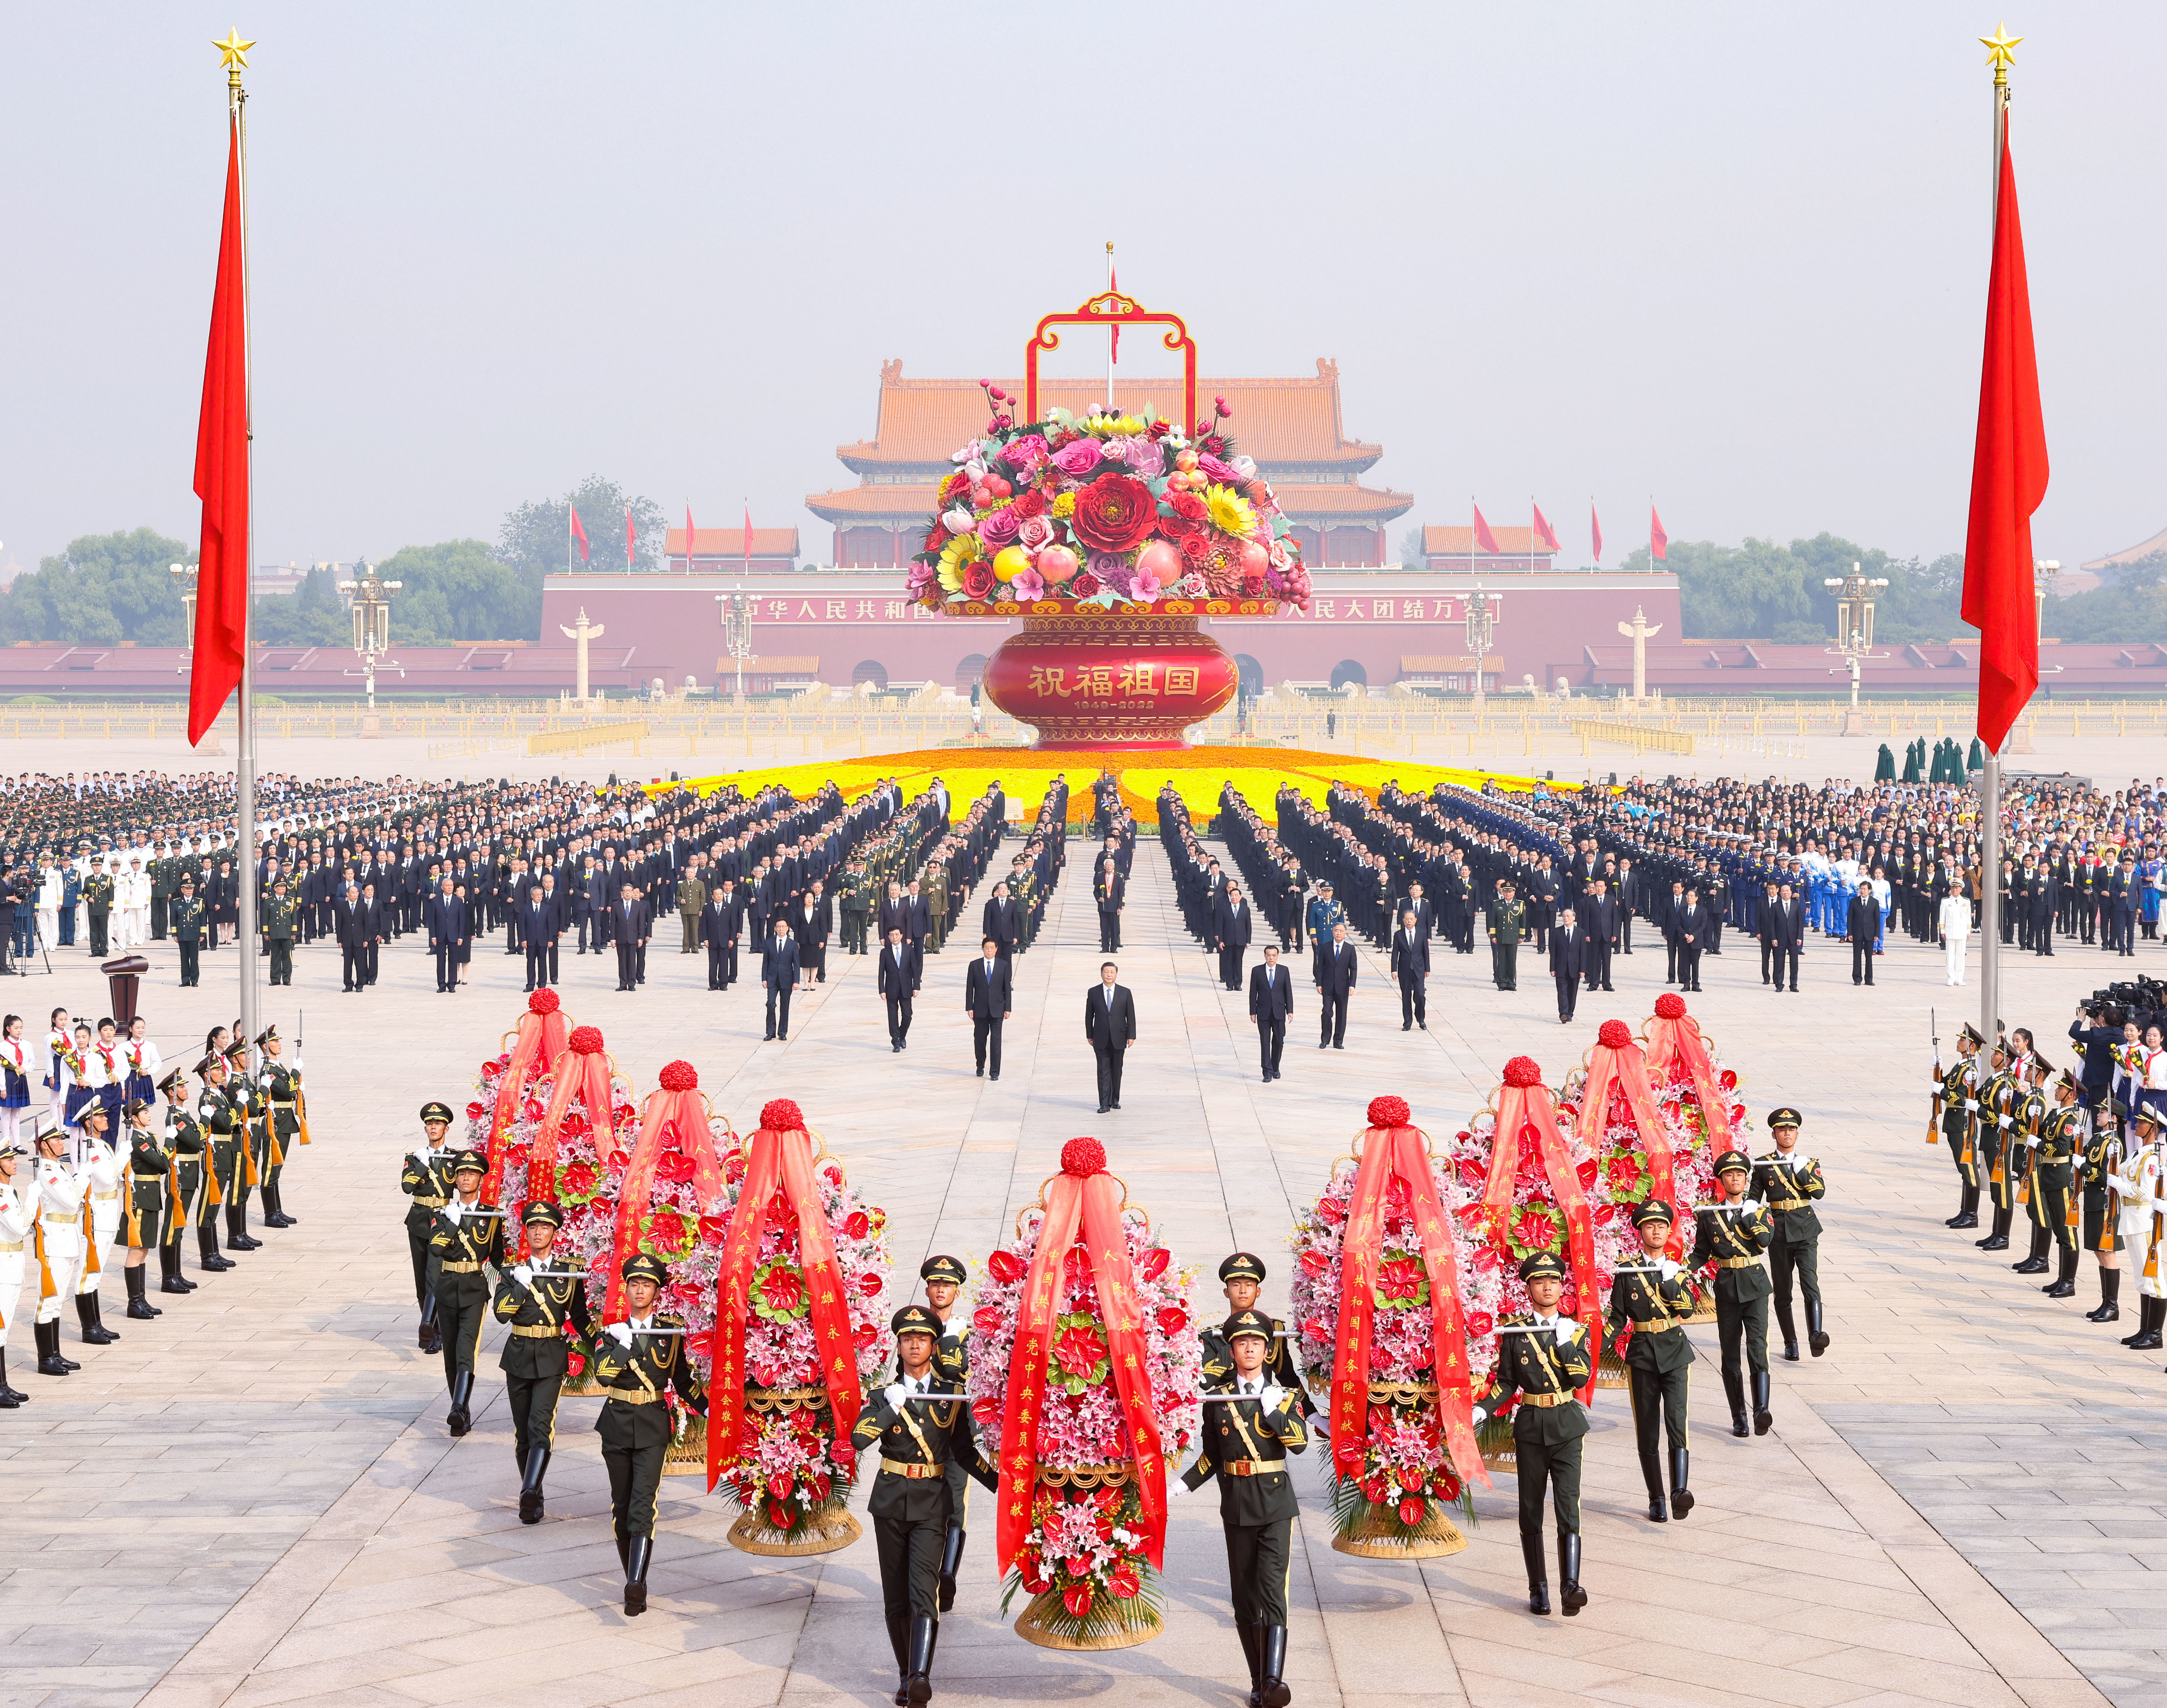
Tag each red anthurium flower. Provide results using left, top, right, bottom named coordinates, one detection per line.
left=1155, top=1306, right=1188, bottom=1336
left=987, top=1249, right=1025, bottom=1284
left=1397, top=1496, right=1427, bottom=1527
left=1140, top=1248, right=1170, bottom=1281
left=1108, top=1562, right=1141, bottom=1599
left=844, top=1210, right=870, bottom=1240
left=1062, top=1582, right=1095, bottom=1620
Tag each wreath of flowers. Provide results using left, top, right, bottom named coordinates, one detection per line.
left=906, top=389, right=1312, bottom=617
left=967, top=1143, right=1200, bottom=1642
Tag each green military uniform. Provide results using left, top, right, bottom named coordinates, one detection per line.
left=1487, top=888, right=1525, bottom=991
left=923, top=863, right=948, bottom=952
left=914, top=1255, right=975, bottom=1614
left=1753, top=1109, right=1829, bottom=1359
left=227, top=1043, right=273, bottom=1244
left=158, top=1069, right=206, bottom=1290
left=203, top=1054, right=257, bottom=1258
left=1178, top=1308, right=1308, bottom=1708
left=492, top=1200, right=592, bottom=1523
left=262, top=889, right=298, bottom=985
left=1199, top=1252, right=1316, bottom=1425
left=1608, top=1199, right=1701, bottom=1522
left=2025, top=1072, right=2084, bottom=1299
left=258, top=1029, right=301, bottom=1226
left=1688, top=1152, right=1774, bottom=1438
left=170, top=889, right=206, bottom=987
left=675, top=870, right=706, bottom=952
left=427, top=1150, right=506, bottom=1434
left=1934, top=1025, right=1985, bottom=1227
left=402, top=1103, right=458, bottom=1351
left=121, top=1102, right=172, bottom=1321
left=841, top=866, right=871, bottom=955
left=2008, top=1061, right=2060, bottom=1277
left=851, top=1303, right=996, bottom=1705
left=2080, top=1106, right=2127, bottom=1324
left=1473, top=1250, right=1595, bottom=1617
left=84, top=869, right=113, bottom=956
left=1976, top=1049, right=2021, bottom=1248
left=593, top=1253, right=707, bottom=1616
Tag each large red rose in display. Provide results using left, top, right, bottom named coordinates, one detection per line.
left=1070, top=472, right=1159, bottom=554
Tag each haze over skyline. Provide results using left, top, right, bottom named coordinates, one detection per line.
left=4, top=3, right=2163, bottom=578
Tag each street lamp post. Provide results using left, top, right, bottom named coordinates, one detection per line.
left=2004, top=558, right=2061, bottom=755
left=170, top=563, right=199, bottom=668
left=1462, top=583, right=1497, bottom=712
left=717, top=587, right=753, bottom=704
left=336, top=565, right=403, bottom=719
left=1823, top=562, right=1890, bottom=733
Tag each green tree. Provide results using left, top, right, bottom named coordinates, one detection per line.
left=374, top=539, right=540, bottom=644
left=252, top=566, right=350, bottom=647
left=500, top=474, right=667, bottom=580
left=1396, top=524, right=1427, bottom=568
left=0, top=527, right=195, bottom=645
left=2043, top=552, right=2167, bottom=642
left=1627, top=531, right=1973, bottom=643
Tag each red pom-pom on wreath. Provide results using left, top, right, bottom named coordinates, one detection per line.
left=658, top=1060, right=699, bottom=1092
left=1654, top=992, right=1687, bottom=1020
left=1366, top=1095, right=1411, bottom=1129
left=761, top=1097, right=805, bottom=1131
left=568, top=1025, right=604, bottom=1055
left=1597, top=1019, right=1632, bottom=1049
left=1502, top=1055, right=1543, bottom=1089
left=1061, top=1136, right=1107, bottom=1177
left=527, top=988, right=561, bottom=1014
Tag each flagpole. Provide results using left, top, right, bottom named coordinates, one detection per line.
left=228, top=36, right=260, bottom=1070
left=1978, top=27, right=2015, bottom=1054
left=1105, top=240, right=1114, bottom=410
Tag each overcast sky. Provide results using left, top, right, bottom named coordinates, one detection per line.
left=4, top=3, right=2161, bottom=578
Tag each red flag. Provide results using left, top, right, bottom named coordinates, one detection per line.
left=625, top=503, right=635, bottom=567
left=188, top=112, right=249, bottom=747
left=1962, top=113, right=2049, bottom=752
left=568, top=504, right=589, bottom=563
left=1649, top=505, right=1668, bottom=562
left=743, top=504, right=753, bottom=571
left=1590, top=501, right=1603, bottom=563
left=1471, top=502, right=1499, bottom=555
left=685, top=502, right=696, bottom=569
left=1531, top=500, right=1560, bottom=554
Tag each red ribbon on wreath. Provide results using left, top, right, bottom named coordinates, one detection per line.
left=995, top=1137, right=1168, bottom=1576
left=1643, top=994, right=1730, bottom=1152
left=1480, top=1058, right=1601, bottom=1401
left=1578, top=1019, right=1684, bottom=1259
left=521, top=1025, right=619, bottom=1252
left=481, top=988, right=568, bottom=1210
left=705, top=1099, right=864, bottom=1495
left=1330, top=1096, right=1490, bottom=1492
left=604, top=1061, right=727, bottom=1321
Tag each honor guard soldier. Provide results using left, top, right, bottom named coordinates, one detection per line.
left=2009, top=1054, right=2059, bottom=1278
left=2112, top=1112, right=2164, bottom=1351
left=170, top=877, right=206, bottom=987
left=223, top=1040, right=267, bottom=1250
left=257, top=1027, right=302, bottom=1228
left=916, top=1254, right=973, bottom=1612
left=1690, top=1152, right=1774, bottom=1439
left=0, top=1140, right=29, bottom=1405
left=2080, top=1104, right=2125, bottom=1324
left=31, top=1125, right=87, bottom=1375
left=402, top=1103, right=457, bottom=1352
left=195, top=1053, right=242, bottom=1270
left=852, top=1303, right=997, bottom=1706
left=261, top=878, right=298, bottom=985
left=119, top=1096, right=169, bottom=1321
left=1935, top=1022, right=1985, bottom=1229
left=74, top=1104, right=123, bottom=1345
left=2026, top=1069, right=2085, bottom=1300
left=1172, top=1308, right=1309, bottom=1708
left=1472, top=1251, right=1594, bottom=1617
left=594, top=1253, right=707, bottom=1617
left=1607, top=1200, right=1700, bottom=1521
left=1200, top=1252, right=1316, bottom=1427
left=1487, top=878, right=1525, bottom=992
left=427, top=1148, right=505, bottom=1436
left=1975, top=1041, right=2021, bottom=1252
left=1755, top=1109, right=1830, bottom=1359
left=492, top=1200, right=591, bottom=1524
left=157, top=1069, right=203, bottom=1293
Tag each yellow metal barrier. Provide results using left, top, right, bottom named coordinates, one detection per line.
left=1569, top=718, right=1695, bottom=756
left=527, top=719, right=649, bottom=757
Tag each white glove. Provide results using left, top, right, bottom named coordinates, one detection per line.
left=2025, top=1136, right=2039, bottom=1149
left=883, top=1383, right=910, bottom=1411
left=442, top=1200, right=463, bottom=1225
left=1259, top=1383, right=1287, bottom=1410
left=1556, top=1318, right=1584, bottom=1341
left=293, top=1057, right=303, bottom=1073
left=511, top=1264, right=533, bottom=1287
left=1964, top=1100, right=1979, bottom=1112
left=606, top=1322, right=634, bottom=1348
left=1470, top=1405, right=1487, bottom=1425
left=1168, top=1480, right=1193, bottom=1501
left=1657, top=1258, right=1681, bottom=1280
left=259, top=1073, right=273, bottom=1088
left=1998, top=1115, right=2013, bottom=1128
left=412, top=1145, right=432, bottom=1164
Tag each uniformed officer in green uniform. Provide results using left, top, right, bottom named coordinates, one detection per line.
left=1199, top=1252, right=1316, bottom=1428
left=427, top=1148, right=505, bottom=1437
left=1487, top=878, right=1525, bottom=991
left=2010, top=1054, right=2058, bottom=1278
left=261, top=879, right=298, bottom=985
left=119, top=1096, right=170, bottom=1322
left=1935, top=1022, right=1984, bottom=1228
left=257, top=1027, right=301, bottom=1228
left=1608, top=1200, right=1700, bottom=1522
left=1172, top=1307, right=1309, bottom=1708
left=852, top=1302, right=996, bottom=1705
left=402, top=1101, right=457, bottom=1352
left=2025, top=1069, right=2085, bottom=1300
left=197, top=1050, right=246, bottom=1265
left=84, top=865, right=113, bottom=956
left=915, top=1255, right=974, bottom=1611
left=492, top=1200, right=591, bottom=1524
left=841, top=860, right=871, bottom=955
left=594, top=1252, right=706, bottom=1617
left=1975, top=1042, right=2020, bottom=1252
left=221, top=1039, right=270, bottom=1252
left=1689, top=1151, right=1773, bottom=1439
left=2080, top=1100, right=2125, bottom=1323
left=1754, top=1109, right=1829, bottom=1359
left=157, top=1067, right=205, bottom=1292
left=170, top=878, right=207, bottom=988
left=1472, top=1251, right=1594, bottom=1616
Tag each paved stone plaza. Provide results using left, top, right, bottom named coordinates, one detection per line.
left=4, top=830, right=2160, bottom=1708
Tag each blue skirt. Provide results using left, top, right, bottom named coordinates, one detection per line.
left=64, top=1084, right=93, bottom=1123
left=1, top=1065, right=27, bottom=1109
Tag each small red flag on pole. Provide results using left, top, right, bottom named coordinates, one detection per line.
left=685, top=502, right=696, bottom=570
left=1962, top=111, right=2049, bottom=752
left=625, top=503, right=636, bottom=568
left=1471, top=502, right=1499, bottom=556
left=188, top=109, right=249, bottom=747
left=1590, top=501, right=1602, bottom=564
left=743, top=503, right=753, bottom=573
left=1531, top=500, right=1560, bottom=554
left=568, top=504, right=589, bottom=562
left=1649, top=504, right=1668, bottom=562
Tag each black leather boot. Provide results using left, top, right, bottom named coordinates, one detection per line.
left=2087, top=1268, right=2121, bottom=1322
left=1523, top=1532, right=1549, bottom=1614
left=937, top=1522, right=965, bottom=1614
left=124, top=1265, right=159, bottom=1319
left=1559, top=1533, right=1587, bottom=1615
left=160, top=1244, right=194, bottom=1293
left=1723, top=1369, right=1749, bottom=1437
left=36, top=1319, right=72, bottom=1376
left=886, top=1613, right=909, bottom=1705
left=519, top=1447, right=550, bottom=1523
left=1236, top=1624, right=1263, bottom=1708
left=1775, top=1301, right=1800, bottom=1362
left=2012, top=1224, right=2049, bottom=1274
left=1258, top=1625, right=1291, bottom=1708
left=198, top=1225, right=234, bottom=1272
left=904, top=1615, right=934, bottom=1703
left=76, top=1293, right=119, bottom=1344
left=1806, top=1300, right=1830, bottom=1358
left=1669, top=1447, right=1694, bottom=1517
left=0, top=1349, right=20, bottom=1404
left=1752, top=1371, right=1774, bottom=1434
left=227, top=1201, right=261, bottom=1251
left=446, top=1370, right=474, bottom=1436
left=623, top=1535, right=652, bottom=1617
left=2044, top=1247, right=2079, bottom=1298
left=2127, top=1295, right=2164, bottom=1351
left=262, top=1183, right=294, bottom=1229
left=616, top=1533, right=630, bottom=1574
left=420, top=1295, right=441, bottom=1354
left=272, top=1183, right=298, bottom=1225
left=1976, top=1205, right=2011, bottom=1251
left=1945, top=1184, right=1978, bottom=1228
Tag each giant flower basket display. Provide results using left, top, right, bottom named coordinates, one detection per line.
left=703, top=1097, right=892, bottom=1556
left=969, top=1136, right=1199, bottom=1650
left=906, top=295, right=1312, bottom=751
left=1287, top=1096, right=1486, bottom=1559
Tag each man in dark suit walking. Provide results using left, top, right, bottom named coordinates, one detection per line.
left=1550, top=915, right=1592, bottom=1023
left=1086, top=961, right=1136, bottom=1113
left=1671, top=887, right=1709, bottom=992
left=761, top=918, right=799, bottom=1040
left=1578, top=878, right=1620, bottom=992
left=699, top=879, right=740, bottom=991
left=521, top=883, right=559, bottom=991
left=1315, top=921, right=1357, bottom=1050
left=1248, top=943, right=1293, bottom=1082
left=613, top=881, right=651, bottom=992
left=1095, top=858, right=1125, bottom=953
left=1763, top=883, right=1803, bottom=994
left=1214, top=883, right=1253, bottom=992
left=965, top=935, right=1011, bottom=1079
left=337, top=880, right=373, bottom=992
left=981, top=881, right=1021, bottom=960
left=1846, top=881, right=1880, bottom=986
left=426, top=876, right=470, bottom=994
left=1390, top=908, right=1430, bottom=1031
left=879, top=926, right=919, bottom=1051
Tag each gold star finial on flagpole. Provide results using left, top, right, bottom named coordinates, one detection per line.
left=1980, top=22, right=2021, bottom=85
left=213, top=28, right=255, bottom=86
